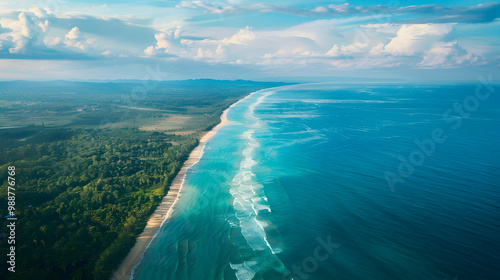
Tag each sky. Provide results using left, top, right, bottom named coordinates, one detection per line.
left=0, top=0, right=499, bottom=81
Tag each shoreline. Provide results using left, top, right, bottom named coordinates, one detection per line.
left=110, top=86, right=280, bottom=280
left=111, top=107, right=232, bottom=280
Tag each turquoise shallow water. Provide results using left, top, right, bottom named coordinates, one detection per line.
left=133, top=84, right=500, bottom=280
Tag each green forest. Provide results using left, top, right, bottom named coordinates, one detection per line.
left=0, top=80, right=284, bottom=279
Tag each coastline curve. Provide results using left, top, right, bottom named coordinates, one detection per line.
left=110, top=86, right=287, bottom=280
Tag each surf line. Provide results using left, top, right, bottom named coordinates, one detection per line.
left=229, top=88, right=295, bottom=280
left=111, top=86, right=288, bottom=280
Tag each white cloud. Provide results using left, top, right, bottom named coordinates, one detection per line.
left=7, top=11, right=48, bottom=53
left=312, top=7, right=328, bottom=13
left=176, top=2, right=500, bottom=24
left=369, top=43, right=385, bottom=56
left=155, top=32, right=171, bottom=50
left=384, top=24, right=455, bottom=56
left=362, top=23, right=400, bottom=35
left=28, top=7, right=48, bottom=23
left=144, top=45, right=156, bottom=56
left=341, top=41, right=369, bottom=54
left=174, top=27, right=182, bottom=39
left=176, top=1, right=238, bottom=14
left=64, top=27, right=95, bottom=51
left=143, top=27, right=185, bottom=57
left=0, top=2, right=496, bottom=79
left=65, top=26, right=81, bottom=40
left=144, top=33, right=169, bottom=56
left=324, top=41, right=372, bottom=58
left=44, top=37, right=62, bottom=46
left=221, top=26, right=255, bottom=45
left=196, top=44, right=225, bottom=60
left=326, top=3, right=352, bottom=13
left=260, top=35, right=320, bottom=61
left=325, top=44, right=341, bottom=57
left=418, top=41, right=483, bottom=68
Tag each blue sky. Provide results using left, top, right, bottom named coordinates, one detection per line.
left=0, top=1, right=499, bottom=81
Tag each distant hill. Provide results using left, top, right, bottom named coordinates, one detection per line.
left=0, top=79, right=291, bottom=94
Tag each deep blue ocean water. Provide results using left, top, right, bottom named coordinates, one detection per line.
left=133, top=84, right=500, bottom=280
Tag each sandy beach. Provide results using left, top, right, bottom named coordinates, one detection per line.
left=111, top=108, right=232, bottom=280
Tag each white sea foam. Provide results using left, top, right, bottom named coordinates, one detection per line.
left=228, top=91, right=290, bottom=279
left=299, top=99, right=399, bottom=104
left=230, top=262, right=256, bottom=280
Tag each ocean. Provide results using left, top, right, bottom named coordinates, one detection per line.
left=132, top=83, right=500, bottom=280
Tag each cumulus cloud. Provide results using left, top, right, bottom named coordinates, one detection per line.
left=0, top=10, right=148, bottom=59
left=0, top=1, right=495, bottom=77
left=143, top=45, right=156, bottom=56
left=65, top=27, right=81, bottom=40
left=64, top=27, right=95, bottom=51
left=181, top=26, right=256, bottom=47
left=28, top=7, right=49, bottom=21
left=170, top=26, right=259, bottom=62
left=418, top=41, right=484, bottom=68
left=384, top=24, right=455, bottom=56
left=172, top=19, right=487, bottom=71
left=144, top=33, right=169, bottom=56
left=0, top=10, right=103, bottom=60
left=325, top=44, right=342, bottom=57
left=6, top=11, right=48, bottom=54
left=196, top=44, right=225, bottom=61
left=325, top=42, right=368, bottom=57
left=221, top=26, right=255, bottom=45
left=143, top=27, right=183, bottom=57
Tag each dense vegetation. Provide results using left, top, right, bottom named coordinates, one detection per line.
left=0, top=128, right=196, bottom=279
left=0, top=80, right=285, bottom=279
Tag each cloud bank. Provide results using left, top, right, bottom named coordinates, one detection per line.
left=0, top=1, right=498, bottom=80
